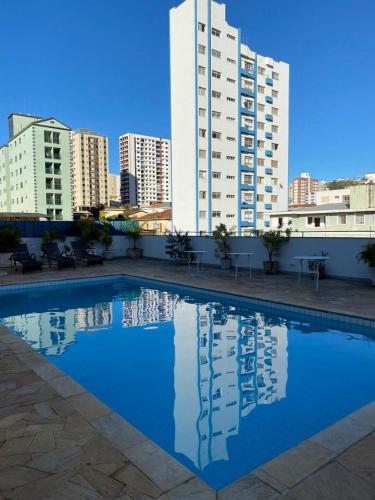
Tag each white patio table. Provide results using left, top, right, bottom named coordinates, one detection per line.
left=184, top=250, right=207, bottom=276
left=228, top=252, right=254, bottom=280
left=293, top=256, right=330, bottom=292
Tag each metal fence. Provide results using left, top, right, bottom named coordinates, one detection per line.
left=0, top=220, right=125, bottom=238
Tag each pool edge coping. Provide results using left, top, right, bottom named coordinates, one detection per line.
left=0, top=274, right=374, bottom=495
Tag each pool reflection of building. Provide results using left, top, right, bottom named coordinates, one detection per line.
left=122, top=288, right=178, bottom=327
left=3, top=302, right=112, bottom=356
left=174, top=303, right=288, bottom=470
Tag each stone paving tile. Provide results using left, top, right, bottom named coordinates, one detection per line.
left=253, top=468, right=288, bottom=494
left=5, top=471, right=74, bottom=500
left=337, top=432, right=375, bottom=483
left=0, top=435, right=34, bottom=456
left=160, top=477, right=216, bottom=500
left=287, top=462, right=375, bottom=500
left=0, top=464, right=48, bottom=491
left=259, top=440, right=335, bottom=489
left=91, top=412, right=148, bottom=454
left=114, top=462, right=163, bottom=498
left=217, top=473, right=280, bottom=500
left=349, top=401, right=375, bottom=429
left=27, top=443, right=85, bottom=473
left=48, top=375, right=86, bottom=398
left=67, top=391, right=111, bottom=421
left=310, top=416, right=373, bottom=453
left=125, top=440, right=194, bottom=492
left=74, top=463, right=124, bottom=497
left=82, top=433, right=127, bottom=465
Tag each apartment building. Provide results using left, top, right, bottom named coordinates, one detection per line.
left=289, top=172, right=320, bottom=207
left=109, top=173, right=121, bottom=202
left=0, top=113, right=73, bottom=220
left=170, top=0, right=289, bottom=235
left=72, top=129, right=109, bottom=210
left=119, top=133, right=171, bottom=206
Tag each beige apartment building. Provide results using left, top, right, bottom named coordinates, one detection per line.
left=72, top=129, right=109, bottom=210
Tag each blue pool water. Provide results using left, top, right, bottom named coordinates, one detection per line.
left=1, top=276, right=375, bottom=489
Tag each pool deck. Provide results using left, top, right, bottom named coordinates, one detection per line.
left=0, top=258, right=374, bottom=499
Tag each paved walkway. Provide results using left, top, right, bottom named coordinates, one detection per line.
left=0, top=258, right=374, bottom=499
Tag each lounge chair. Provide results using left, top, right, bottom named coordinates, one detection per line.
left=71, top=240, right=104, bottom=266
left=42, top=242, right=76, bottom=269
left=10, top=244, right=42, bottom=273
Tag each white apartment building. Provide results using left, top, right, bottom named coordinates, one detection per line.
left=72, top=129, right=109, bottom=210
left=109, top=173, right=121, bottom=202
left=0, top=113, right=73, bottom=220
left=170, top=0, right=289, bottom=234
left=119, top=133, right=171, bottom=206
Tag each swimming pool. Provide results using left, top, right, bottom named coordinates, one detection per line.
left=0, top=275, right=374, bottom=489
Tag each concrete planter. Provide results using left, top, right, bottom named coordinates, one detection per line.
left=220, top=258, right=231, bottom=270
left=103, top=250, right=113, bottom=261
left=0, top=252, right=12, bottom=269
left=263, top=260, right=279, bottom=274
left=127, top=248, right=143, bottom=259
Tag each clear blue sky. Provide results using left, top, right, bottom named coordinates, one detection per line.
left=1, top=0, right=374, bottom=181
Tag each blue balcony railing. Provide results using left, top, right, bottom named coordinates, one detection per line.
left=265, top=167, right=273, bottom=175
left=265, top=114, right=273, bottom=122
left=241, top=88, right=254, bottom=97
left=265, top=77, right=273, bottom=86
left=265, top=203, right=273, bottom=210
left=265, top=150, right=273, bottom=157
left=241, top=68, right=255, bottom=79
left=241, top=107, right=255, bottom=116
left=241, top=126, right=253, bottom=135
left=265, top=96, right=273, bottom=104
left=241, top=146, right=254, bottom=154
left=265, top=185, right=273, bottom=193
left=241, top=184, right=254, bottom=191
left=241, top=220, right=255, bottom=227
left=241, top=164, right=254, bottom=172
left=264, top=220, right=271, bottom=228
left=265, top=132, right=273, bottom=140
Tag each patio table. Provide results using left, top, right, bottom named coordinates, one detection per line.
left=228, top=252, right=254, bottom=280
left=293, top=256, right=330, bottom=292
left=184, top=250, right=207, bottom=276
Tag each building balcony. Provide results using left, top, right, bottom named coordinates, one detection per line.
left=241, top=107, right=255, bottom=117
left=241, top=164, right=255, bottom=172
left=240, top=68, right=255, bottom=79
left=265, top=203, right=273, bottom=210
left=265, top=132, right=273, bottom=140
left=265, top=185, right=273, bottom=193
left=264, top=220, right=271, bottom=227
left=241, top=126, right=254, bottom=135
left=265, top=167, right=273, bottom=175
left=241, top=146, right=255, bottom=154
left=241, top=184, right=254, bottom=191
left=241, top=87, right=254, bottom=97
left=265, top=96, right=273, bottom=104
left=265, top=77, right=273, bottom=86
left=241, top=202, right=254, bottom=209
left=265, top=114, right=273, bottom=122
left=240, top=220, right=255, bottom=227
left=265, top=150, right=273, bottom=157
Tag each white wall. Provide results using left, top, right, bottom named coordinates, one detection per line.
left=21, top=235, right=374, bottom=281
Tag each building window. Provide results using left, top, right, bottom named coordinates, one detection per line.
left=337, top=214, right=347, bottom=225
left=227, top=136, right=236, bottom=142
left=46, top=193, right=53, bottom=205
left=257, top=103, right=265, bottom=112
left=53, top=148, right=61, bottom=160
left=227, top=57, right=236, bottom=63
left=227, top=194, right=235, bottom=198
left=227, top=175, right=235, bottom=179
left=212, top=211, right=221, bottom=217
left=227, top=116, right=235, bottom=121
left=212, top=192, right=221, bottom=199
left=272, top=125, right=279, bottom=133
left=356, top=213, right=365, bottom=224
left=257, top=158, right=265, bottom=166
left=257, top=122, right=265, bottom=130
left=226, top=156, right=235, bottom=160
left=199, top=108, right=206, bottom=117
left=243, top=174, right=253, bottom=185
left=272, top=90, right=279, bottom=98
left=212, top=49, right=221, bottom=58
left=258, top=67, right=265, bottom=75
left=198, top=22, right=206, bottom=32
left=212, top=28, right=221, bottom=37
left=199, top=191, right=207, bottom=199
left=272, top=71, right=279, bottom=80
left=212, top=111, right=221, bottom=119
left=257, top=85, right=265, bottom=94
left=52, top=132, right=60, bottom=144
left=198, top=44, right=206, bottom=54
left=199, top=170, right=207, bottom=179
left=44, top=131, right=52, bottom=143
left=227, top=97, right=236, bottom=102
left=271, top=160, right=278, bottom=167
left=272, top=107, right=279, bottom=116
left=227, top=33, right=236, bottom=40
left=198, top=66, right=206, bottom=75
left=243, top=210, right=253, bottom=220
left=212, top=151, right=221, bottom=159
left=199, top=128, right=206, bottom=138
left=45, top=147, right=52, bottom=159
left=212, top=131, right=221, bottom=139
left=199, top=210, right=206, bottom=219
left=212, top=171, right=221, bottom=179
left=199, top=149, right=206, bottom=159
left=227, top=77, right=236, bottom=84
left=212, top=70, right=221, bottom=79
left=45, top=162, right=53, bottom=174
left=199, top=87, right=206, bottom=96
left=212, top=90, right=221, bottom=99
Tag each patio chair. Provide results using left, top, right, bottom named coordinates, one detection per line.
left=42, top=242, right=76, bottom=269
left=10, top=244, right=42, bottom=273
left=71, top=240, right=104, bottom=266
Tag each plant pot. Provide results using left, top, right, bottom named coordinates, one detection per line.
left=127, top=248, right=143, bottom=259
left=0, top=252, right=12, bottom=268
left=263, top=261, right=279, bottom=274
left=220, top=258, right=231, bottom=270
left=103, top=250, right=113, bottom=261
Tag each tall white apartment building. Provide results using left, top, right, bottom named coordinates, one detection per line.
left=170, top=0, right=289, bottom=234
left=0, top=113, right=73, bottom=220
left=72, top=129, right=109, bottom=210
left=119, top=133, right=171, bottom=206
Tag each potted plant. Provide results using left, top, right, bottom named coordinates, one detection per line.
left=212, top=223, right=232, bottom=269
left=165, top=230, right=192, bottom=264
left=0, top=224, right=21, bottom=268
left=260, top=224, right=291, bottom=274
left=357, top=242, right=375, bottom=286
left=41, top=228, right=66, bottom=254
left=101, top=223, right=114, bottom=260
left=73, top=218, right=103, bottom=249
left=126, top=224, right=143, bottom=259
